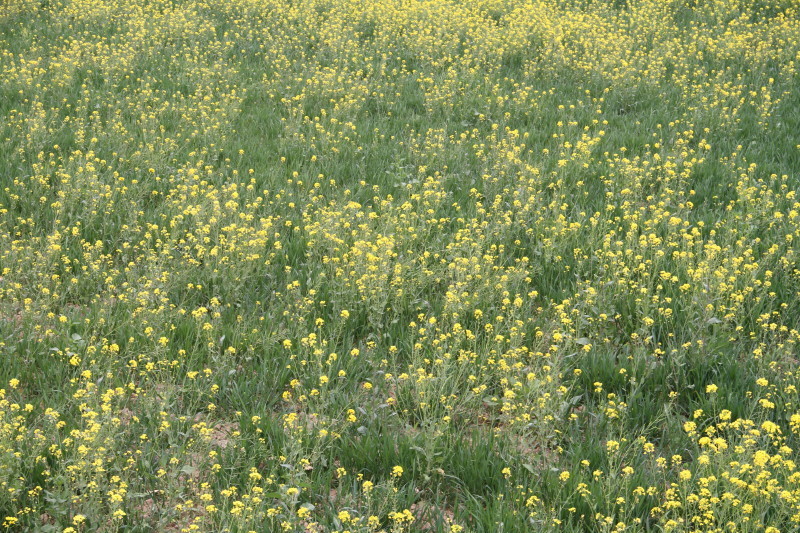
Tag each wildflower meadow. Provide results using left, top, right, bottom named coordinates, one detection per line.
left=1, top=0, right=800, bottom=531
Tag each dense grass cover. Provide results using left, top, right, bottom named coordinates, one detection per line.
left=1, top=0, right=800, bottom=530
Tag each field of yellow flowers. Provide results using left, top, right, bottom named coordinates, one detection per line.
left=1, top=0, right=800, bottom=530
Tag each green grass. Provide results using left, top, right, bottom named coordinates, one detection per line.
left=1, top=0, right=800, bottom=531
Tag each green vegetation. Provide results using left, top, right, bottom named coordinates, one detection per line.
left=1, top=0, right=800, bottom=531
